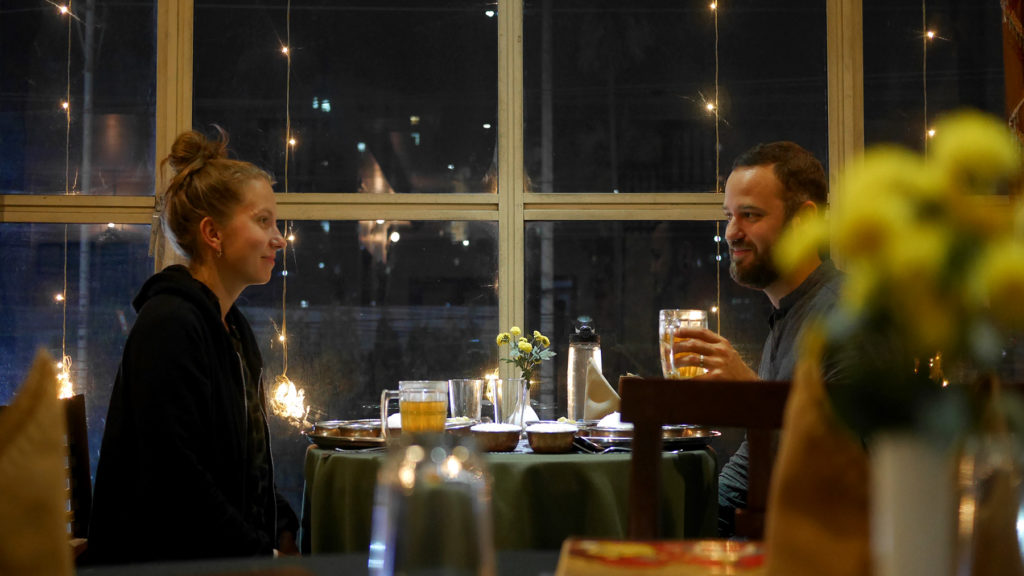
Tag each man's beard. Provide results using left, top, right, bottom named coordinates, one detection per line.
left=728, top=243, right=779, bottom=290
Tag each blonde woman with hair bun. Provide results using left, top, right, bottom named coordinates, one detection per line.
left=86, top=127, right=297, bottom=564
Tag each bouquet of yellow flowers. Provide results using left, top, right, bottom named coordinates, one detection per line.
left=774, top=109, right=1024, bottom=438
left=496, top=326, right=555, bottom=383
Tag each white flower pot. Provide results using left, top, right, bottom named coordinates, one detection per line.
left=870, top=432, right=956, bottom=576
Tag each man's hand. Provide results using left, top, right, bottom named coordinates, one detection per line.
left=671, top=327, right=758, bottom=381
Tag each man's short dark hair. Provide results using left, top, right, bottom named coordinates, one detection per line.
left=732, top=141, right=827, bottom=219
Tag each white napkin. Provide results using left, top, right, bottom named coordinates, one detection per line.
left=0, top=350, right=73, bottom=576
left=386, top=412, right=402, bottom=429
left=583, top=358, right=620, bottom=420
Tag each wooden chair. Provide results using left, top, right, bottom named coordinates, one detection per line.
left=618, top=376, right=790, bottom=540
left=63, top=393, right=92, bottom=547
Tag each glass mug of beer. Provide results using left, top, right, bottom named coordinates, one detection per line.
left=380, top=380, right=449, bottom=441
left=659, top=309, right=709, bottom=379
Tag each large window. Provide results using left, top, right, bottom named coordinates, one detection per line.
left=0, top=0, right=1012, bottom=519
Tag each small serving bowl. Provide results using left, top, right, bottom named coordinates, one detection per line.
left=526, top=422, right=578, bottom=454
left=470, top=423, right=522, bottom=452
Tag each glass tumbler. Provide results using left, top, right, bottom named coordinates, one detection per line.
left=369, top=434, right=496, bottom=576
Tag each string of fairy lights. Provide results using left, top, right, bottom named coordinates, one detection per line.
left=271, top=0, right=310, bottom=422
left=710, top=1, right=722, bottom=335
left=55, top=0, right=76, bottom=399
left=922, top=1, right=940, bottom=149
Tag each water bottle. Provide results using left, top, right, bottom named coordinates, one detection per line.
left=566, top=320, right=601, bottom=422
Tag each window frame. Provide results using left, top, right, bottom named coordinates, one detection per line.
left=0, top=0, right=864, bottom=377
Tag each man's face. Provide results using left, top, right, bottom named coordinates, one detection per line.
left=722, top=165, right=790, bottom=290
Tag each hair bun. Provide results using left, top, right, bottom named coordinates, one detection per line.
left=166, top=127, right=230, bottom=174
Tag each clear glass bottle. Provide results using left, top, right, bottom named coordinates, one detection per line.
left=566, top=320, right=601, bottom=422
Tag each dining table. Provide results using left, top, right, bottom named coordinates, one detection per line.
left=299, top=439, right=718, bottom=555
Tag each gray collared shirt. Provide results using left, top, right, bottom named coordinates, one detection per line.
left=717, top=260, right=843, bottom=536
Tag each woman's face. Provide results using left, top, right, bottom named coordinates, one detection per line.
left=218, top=178, right=285, bottom=288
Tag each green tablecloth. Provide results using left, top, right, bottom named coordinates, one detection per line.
left=300, top=444, right=717, bottom=553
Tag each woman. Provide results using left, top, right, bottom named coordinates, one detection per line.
left=86, top=128, right=298, bottom=564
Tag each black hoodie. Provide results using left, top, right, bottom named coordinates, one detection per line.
left=86, top=265, right=297, bottom=565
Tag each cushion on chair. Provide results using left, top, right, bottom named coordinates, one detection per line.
left=0, top=349, right=74, bottom=576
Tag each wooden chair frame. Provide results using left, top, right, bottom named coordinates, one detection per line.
left=619, top=376, right=790, bottom=540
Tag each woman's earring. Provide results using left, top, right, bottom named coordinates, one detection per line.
left=217, top=249, right=223, bottom=258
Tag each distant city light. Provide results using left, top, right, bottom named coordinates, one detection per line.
left=321, top=99, right=331, bottom=113
left=411, top=132, right=421, bottom=146
left=410, top=115, right=420, bottom=126
left=321, top=221, right=330, bottom=233
left=357, top=142, right=366, bottom=152
left=390, top=231, right=401, bottom=243
left=447, top=164, right=455, bottom=170
left=485, top=10, right=495, bottom=17
left=300, top=300, right=309, bottom=309
left=312, top=97, right=319, bottom=110
left=462, top=240, right=470, bottom=247
left=482, top=123, right=492, bottom=129
left=318, top=262, right=325, bottom=269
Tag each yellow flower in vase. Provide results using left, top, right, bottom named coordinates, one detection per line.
left=496, top=327, right=555, bottom=384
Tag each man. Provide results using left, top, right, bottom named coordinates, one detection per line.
left=672, top=141, right=842, bottom=536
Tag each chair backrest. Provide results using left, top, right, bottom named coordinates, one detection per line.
left=63, top=394, right=92, bottom=539
left=618, top=376, right=790, bottom=540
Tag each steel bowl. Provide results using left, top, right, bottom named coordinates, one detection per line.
left=470, top=423, right=522, bottom=452
left=525, top=422, right=578, bottom=454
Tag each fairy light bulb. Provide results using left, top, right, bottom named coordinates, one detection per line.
left=287, top=233, right=296, bottom=242
left=281, top=46, right=290, bottom=55
left=706, top=102, right=716, bottom=112
left=279, top=334, right=286, bottom=343
left=927, top=128, right=936, bottom=138
left=709, top=2, right=717, bottom=10
left=61, top=101, right=69, bottom=110
left=59, top=5, right=69, bottom=15
left=54, top=293, right=64, bottom=302
left=288, top=137, right=296, bottom=147
left=926, top=30, right=935, bottom=39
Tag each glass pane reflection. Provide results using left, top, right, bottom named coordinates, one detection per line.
left=193, top=0, right=498, bottom=193
left=0, top=223, right=153, bottom=480
left=523, top=0, right=827, bottom=193
left=0, top=1, right=157, bottom=195
left=863, top=0, right=1004, bottom=149
left=524, top=221, right=771, bottom=419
